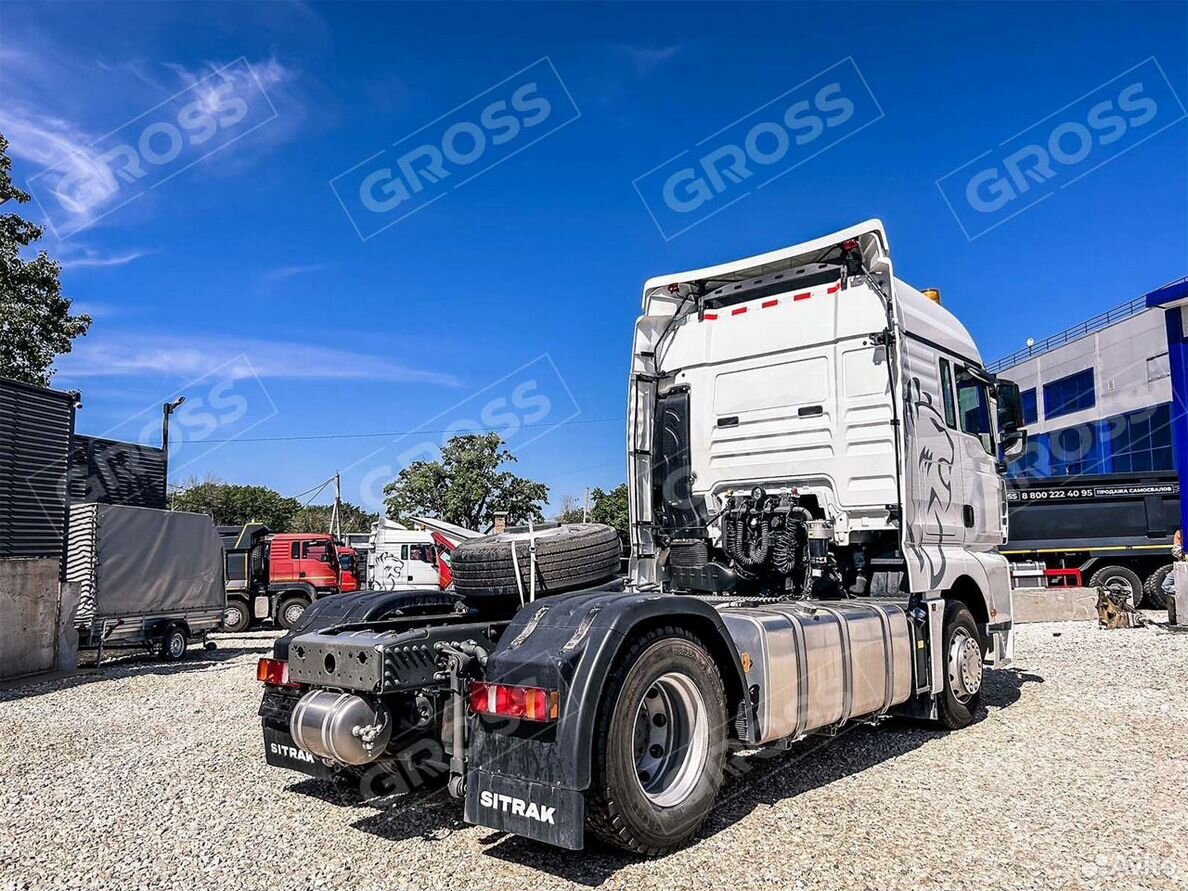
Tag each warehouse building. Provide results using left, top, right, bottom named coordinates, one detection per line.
left=989, top=286, right=1180, bottom=479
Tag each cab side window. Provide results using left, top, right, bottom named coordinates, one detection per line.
left=938, top=358, right=957, bottom=428
left=955, top=366, right=994, bottom=455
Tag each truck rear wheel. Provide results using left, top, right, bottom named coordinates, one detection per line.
left=586, top=626, right=727, bottom=856
left=936, top=601, right=984, bottom=730
left=1143, top=565, right=1172, bottom=610
left=222, top=598, right=251, bottom=633
left=1088, top=565, right=1143, bottom=611
left=278, top=597, right=310, bottom=630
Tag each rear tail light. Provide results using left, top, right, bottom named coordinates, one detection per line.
left=469, top=682, right=560, bottom=722
left=257, top=658, right=297, bottom=688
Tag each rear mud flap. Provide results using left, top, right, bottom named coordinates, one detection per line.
left=262, top=724, right=336, bottom=780
left=464, top=768, right=585, bottom=850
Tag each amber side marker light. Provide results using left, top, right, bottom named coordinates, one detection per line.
left=922, top=288, right=942, bottom=304
left=469, top=682, right=560, bottom=721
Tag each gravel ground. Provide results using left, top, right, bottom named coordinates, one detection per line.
left=2, top=618, right=1187, bottom=891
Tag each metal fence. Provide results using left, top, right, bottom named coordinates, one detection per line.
left=986, top=296, right=1150, bottom=373
left=69, top=435, right=166, bottom=510
left=0, top=378, right=76, bottom=559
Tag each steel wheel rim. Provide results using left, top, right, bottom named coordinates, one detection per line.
left=1103, top=576, right=1139, bottom=608
left=224, top=605, right=244, bottom=629
left=284, top=604, right=305, bottom=626
left=631, top=671, right=708, bottom=807
left=168, top=633, right=185, bottom=658
left=948, top=627, right=982, bottom=704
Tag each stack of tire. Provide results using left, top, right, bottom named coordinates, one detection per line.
left=449, top=523, right=622, bottom=604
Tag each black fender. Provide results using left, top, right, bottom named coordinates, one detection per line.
left=471, top=586, right=754, bottom=793
left=272, top=588, right=465, bottom=659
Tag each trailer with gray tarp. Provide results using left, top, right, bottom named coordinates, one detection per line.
left=67, top=504, right=226, bottom=662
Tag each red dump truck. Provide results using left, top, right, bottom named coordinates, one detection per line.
left=220, top=526, right=358, bottom=632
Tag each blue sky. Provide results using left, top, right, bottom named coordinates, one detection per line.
left=2, top=1, right=1185, bottom=515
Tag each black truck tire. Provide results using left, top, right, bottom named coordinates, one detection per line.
left=450, top=524, right=620, bottom=602
left=585, top=626, right=727, bottom=856
left=222, top=598, right=252, bottom=633
left=277, top=596, right=311, bottom=630
left=1088, top=565, right=1144, bottom=610
left=159, top=624, right=189, bottom=662
left=1144, top=565, right=1173, bottom=610
left=935, top=600, right=985, bottom=731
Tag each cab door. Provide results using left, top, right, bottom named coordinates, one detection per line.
left=953, top=365, right=1002, bottom=550
left=902, top=341, right=968, bottom=590
left=405, top=542, right=440, bottom=587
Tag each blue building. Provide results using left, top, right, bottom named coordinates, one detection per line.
left=990, top=283, right=1185, bottom=480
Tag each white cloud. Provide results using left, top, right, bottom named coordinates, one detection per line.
left=618, top=45, right=683, bottom=76
left=58, top=246, right=151, bottom=269
left=263, top=262, right=327, bottom=282
left=56, top=333, right=461, bottom=388
left=0, top=47, right=302, bottom=235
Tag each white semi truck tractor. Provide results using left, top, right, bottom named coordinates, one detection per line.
left=257, top=220, right=1026, bottom=855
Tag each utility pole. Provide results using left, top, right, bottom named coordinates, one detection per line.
left=329, top=472, right=342, bottom=540
left=161, top=396, right=186, bottom=508
left=583, top=487, right=590, bottom=522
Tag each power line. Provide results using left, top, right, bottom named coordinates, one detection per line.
left=198, top=415, right=625, bottom=444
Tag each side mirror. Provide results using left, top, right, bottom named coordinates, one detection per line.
left=1001, top=429, right=1028, bottom=459
left=995, top=379, right=1025, bottom=433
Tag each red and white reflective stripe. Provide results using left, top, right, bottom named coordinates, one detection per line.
left=702, top=283, right=841, bottom=320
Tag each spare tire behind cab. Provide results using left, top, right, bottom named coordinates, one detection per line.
left=450, top=523, right=622, bottom=601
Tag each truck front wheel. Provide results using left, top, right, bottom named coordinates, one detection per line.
left=586, top=626, right=727, bottom=856
left=936, top=600, right=985, bottom=730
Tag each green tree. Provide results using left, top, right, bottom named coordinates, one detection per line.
left=287, top=502, right=379, bottom=534
left=171, top=477, right=301, bottom=529
left=383, top=433, right=548, bottom=529
left=555, top=494, right=585, bottom=524
left=0, top=133, right=92, bottom=387
left=589, top=483, right=630, bottom=548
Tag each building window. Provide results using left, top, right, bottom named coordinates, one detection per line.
left=1147, top=353, right=1170, bottom=382
left=1043, top=369, right=1095, bottom=420
left=1006, top=402, right=1176, bottom=479
left=1020, top=388, right=1038, bottom=426
left=1108, top=403, right=1173, bottom=473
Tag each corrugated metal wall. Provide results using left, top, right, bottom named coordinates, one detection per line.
left=69, top=435, right=166, bottom=509
left=0, top=378, right=76, bottom=558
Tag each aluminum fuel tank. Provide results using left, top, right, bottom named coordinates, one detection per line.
left=719, top=600, right=914, bottom=744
